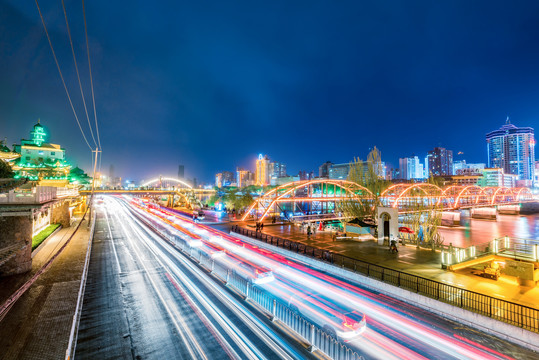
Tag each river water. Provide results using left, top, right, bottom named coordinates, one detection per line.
left=438, top=214, right=539, bottom=247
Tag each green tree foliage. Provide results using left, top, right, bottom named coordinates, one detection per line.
left=0, top=160, right=14, bottom=178
left=403, top=198, right=444, bottom=248
left=206, top=187, right=255, bottom=214
left=339, top=147, right=390, bottom=223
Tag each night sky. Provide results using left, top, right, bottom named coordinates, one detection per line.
left=1, top=1, right=538, bottom=183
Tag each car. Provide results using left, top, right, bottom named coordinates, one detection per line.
left=288, top=291, right=366, bottom=340
left=233, top=261, right=275, bottom=285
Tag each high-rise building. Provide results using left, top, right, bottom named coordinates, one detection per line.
left=255, top=154, right=271, bottom=186
left=215, top=171, right=234, bottom=188
left=322, top=160, right=386, bottom=180
left=486, top=118, right=535, bottom=184
left=399, top=156, right=424, bottom=180
left=328, top=163, right=350, bottom=180
left=298, top=170, right=314, bottom=181
left=427, top=147, right=453, bottom=176
left=178, top=165, right=185, bottom=179
left=222, top=171, right=234, bottom=186
left=215, top=173, right=222, bottom=188
left=237, top=168, right=255, bottom=188
left=270, top=161, right=287, bottom=178
left=319, top=161, right=333, bottom=178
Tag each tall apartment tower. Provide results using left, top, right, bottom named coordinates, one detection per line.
left=486, top=118, right=535, bottom=183
left=178, top=165, right=185, bottom=179
left=255, top=154, right=271, bottom=186
left=399, top=156, right=424, bottom=180
left=427, top=147, right=453, bottom=176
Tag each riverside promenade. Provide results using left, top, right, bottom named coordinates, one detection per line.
left=235, top=221, right=539, bottom=311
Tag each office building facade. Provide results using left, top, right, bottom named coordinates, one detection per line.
left=486, top=119, right=535, bottom=184
left=427, top=147, right=453, bottom=176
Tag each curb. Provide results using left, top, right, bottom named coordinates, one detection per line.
left=65, top=211, right=96, bottom=360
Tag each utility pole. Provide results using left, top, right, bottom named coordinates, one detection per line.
left=89, top=146, right=101, bottom=225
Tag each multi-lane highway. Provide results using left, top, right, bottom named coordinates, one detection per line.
left=76, top=196, right=538, bottom=359
left=76, top=196, right=312, bottom=359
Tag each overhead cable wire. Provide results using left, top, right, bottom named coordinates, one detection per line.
left=61, top=0, right=98, bottom=148
left=82, top=0, right=102, bottom=151
left=34, top=0, right=92, bottom=151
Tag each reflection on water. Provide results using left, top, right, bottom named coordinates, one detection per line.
left=438, top=214, right=539, bottom=247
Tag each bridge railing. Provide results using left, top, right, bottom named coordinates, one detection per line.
left=231, top=225, right=539, bottom=334
left=129, top=207, right=365, bottom=360
left=0, top=186, right=78, bottom=204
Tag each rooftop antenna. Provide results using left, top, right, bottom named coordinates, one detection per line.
left=506, top=116, right=510, bottom=124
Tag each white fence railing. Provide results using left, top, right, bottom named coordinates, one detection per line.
left=133, top=208, right=366, bottom=360
left=0, top=186, right=79, bottom=204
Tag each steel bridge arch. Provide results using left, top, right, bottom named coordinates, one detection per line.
left=141, top=177, right=192, bottom=189
left=381, top=183, right=444, bottom=209
left=490, top=187, right=513, bottom=205
left=241, top=179, right=374, bottom=221
left=445, top=185, right=489, bottom=209
left=512, top=187, right=533, bottom=202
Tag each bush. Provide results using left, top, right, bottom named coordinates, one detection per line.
left=32, top=224, right=61, bottom=250
left=0, top=160, right=14, bottom=178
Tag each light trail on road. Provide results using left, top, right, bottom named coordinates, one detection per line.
left=77, top=196, right=312, bottom=359
left=120, top=196, right=537, bottom=360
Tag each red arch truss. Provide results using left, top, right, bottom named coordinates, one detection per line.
left=380, top=183, right=444, bottom=209
left=241, top=179, right=374, bottom=221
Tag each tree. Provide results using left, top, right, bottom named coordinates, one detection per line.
left=0, top=160, right=14, bottom=178
left=403, top=196, right=443, bottom=249
left=339, top=147, right=390, bottom=223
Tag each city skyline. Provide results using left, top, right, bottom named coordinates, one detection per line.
left=4, top=117, right=535, bottom=186
left=2, top=1, right=539, bottom=181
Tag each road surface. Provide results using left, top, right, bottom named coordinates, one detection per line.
left=75, top=197, right=312, bottom=360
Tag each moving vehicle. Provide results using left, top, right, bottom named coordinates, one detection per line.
left=288, top=291, right=366, bottom=340
left=227, top=260, right=275, bottom=285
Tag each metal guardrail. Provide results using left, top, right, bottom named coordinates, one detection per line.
left=441, top=237, right=539, bottom=267
left=231, top=225, right=539, bottom=334
left=131, top=209, right=365, bottom=360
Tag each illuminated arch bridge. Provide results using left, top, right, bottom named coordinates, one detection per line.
left=242, top=180, right=534, bottom=221
left=80, top=177, right=214, bottom=207
left=141, top=177, right=193, bottom=189
left=241, top=180, right=375, bottom=221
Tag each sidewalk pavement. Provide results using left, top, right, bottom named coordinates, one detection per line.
left=0, top=215, right=92, bottom=360
left=248, top=222, right=539, bottom=310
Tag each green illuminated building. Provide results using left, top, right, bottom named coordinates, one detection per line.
left=12, top=120, right=71, bottom=181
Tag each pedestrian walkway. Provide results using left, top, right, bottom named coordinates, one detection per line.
left=245, top=222, right=539, bottom=310
left=0, top=214, right=92, bottom=360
